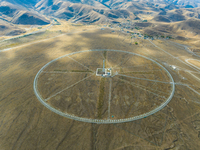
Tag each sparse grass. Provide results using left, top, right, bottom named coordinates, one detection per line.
left=54, top=23, right=61, bottom=25
left=2, top=23, right=200, bottom=150
left=103, top=51, right=107, bottom=59
left=121, top=71, right=154, bottom=74
left=71, top=70, right=93, bottom=73
left=103, top=51, right=107, bottom=67
left=97, top=77, right=105, bottom=119
left=0, top=31, right=62, bottom=50
left=71, top=24, right=84, bottom=26
left=135, top=27, right=140, bottom=30
left=0, top=42, right=20, bottom=49
left=54, top=69, right=92, bottom=73
left=54, top=69, right=68, bottom=72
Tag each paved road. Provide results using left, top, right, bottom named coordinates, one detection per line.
left=148, top=39, right=200, bottom=73
left=185, top=59, right=200, bottom=70
left=167, top=40, right=200, bottom=58
left=148, top=40, right=200, bottom=100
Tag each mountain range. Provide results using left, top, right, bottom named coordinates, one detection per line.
left=0, top=0, right=200, bottom=37
left=0, top=0, right=200, bottom=24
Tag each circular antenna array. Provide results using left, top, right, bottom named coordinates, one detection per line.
left=34, top=49, right=175, bottom=124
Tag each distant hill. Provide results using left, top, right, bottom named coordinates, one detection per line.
left=0, top=19, right=26, bottom=36
left=144, top=17, right=200, bottom=38
left=154, top=15, right=171, bottom=22
left=0, top=0, right=200, bottom=24
left=0, top=1, right=50, bottom=25
left=11, top=11, right=50, bottom=25
left=0, top=0, right=200, bottom=37
left=153, top=7, right=200, bottom=23
left=153, top=12, right=185, bottom=22
left=0, top=0, right=40, bottom=7
left=176, top=19, right=200, bottom=34
left=175, top=0, right=200, bottom=8
left=35, top=0, right=134, bottom=24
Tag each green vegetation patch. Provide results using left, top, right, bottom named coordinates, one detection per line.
left=71, top=70, right=92, bottom=72
left=0, top=42, right=20, bottom=49
left=103, top=51, right=107, bottom=59
left=121, top=71, right=154, bottom=74
left=103, top=51, right=107, bottom=67
left=97, top=77, right=105, bottom=119
left=54, top=69, right=68, bottom=72
left=55, top=23, right=61, bottom=25
left=54, top=69, right=92, bottom=73
left=135, top=27, right=140, bottom=30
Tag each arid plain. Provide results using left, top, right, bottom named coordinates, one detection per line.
left=1, top=23, right=200, bottom=150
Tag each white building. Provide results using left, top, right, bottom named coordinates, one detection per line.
left=96, top=60, right=112, bottom=77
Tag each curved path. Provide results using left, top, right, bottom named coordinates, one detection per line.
left=148, top=39, right=200, bottom=73
left=33, top=49, right=175, bottom=124
left=185, top=59, right=200, bottom=70
left=167, top=40, right=200, bottom=58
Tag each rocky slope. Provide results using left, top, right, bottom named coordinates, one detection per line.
left=0, top=1, right=50, bottom=25
left=1, top=0, right=200, bottom=25
left=0, top=19, right=26, bottom=36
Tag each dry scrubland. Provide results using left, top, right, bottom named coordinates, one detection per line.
left=37, top=50, right=172, bottom=121
left=0, top=23, right=51, bottom=40
left=187, top=59, right=200, bottom=68
left=1, top=25, right=200, bottom=150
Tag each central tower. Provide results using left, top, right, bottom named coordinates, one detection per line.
left=96, top=60, right=112, bottom=77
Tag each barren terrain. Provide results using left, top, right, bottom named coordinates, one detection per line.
left=1, top=22, right=200, bottom=150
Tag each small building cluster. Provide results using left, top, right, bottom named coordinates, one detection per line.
left=96, top=68, right=112, bottom=77
left=96, top=60, right=112, bottom=77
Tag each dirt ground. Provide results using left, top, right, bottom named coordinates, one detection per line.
left=1, top=24, right=200, bottom=150
left=187, top=59, right=200, bottom=68
left=36, top=50, right=172, bottom=121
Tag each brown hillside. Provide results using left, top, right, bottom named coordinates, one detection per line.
left=153, top=15, right=171, bottom=22
left=36, top=1, right=133, bottom=24
left=0, top=1, right=50, bottom=25
left=167, top=12, right=186, bottom=21
left=176, top=19, right=200, bottom=34
left=11, top=11, right=50, bottom=25
left=0, top=19, right=26, bottom=36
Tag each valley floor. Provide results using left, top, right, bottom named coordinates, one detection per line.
left=1, top=23, right=200, bottom=150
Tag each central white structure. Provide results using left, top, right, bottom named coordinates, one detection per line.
left=96, top=60, right=112, bottom=77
